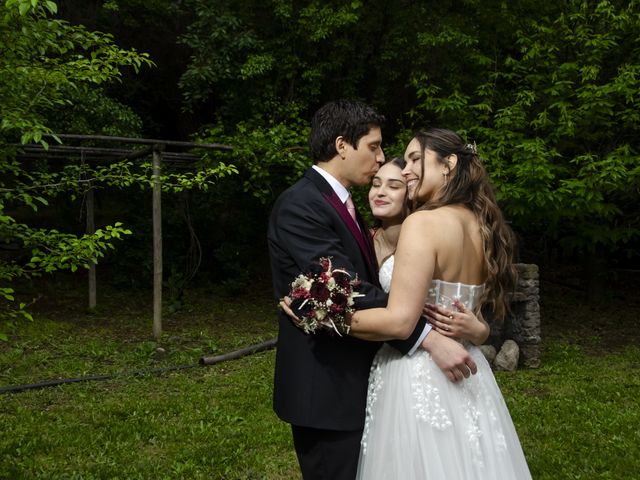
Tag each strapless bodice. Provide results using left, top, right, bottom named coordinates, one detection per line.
left=378, top=255, right=485, bottom=311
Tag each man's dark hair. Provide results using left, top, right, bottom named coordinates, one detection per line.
left=308, top=99, right=386, bottom=163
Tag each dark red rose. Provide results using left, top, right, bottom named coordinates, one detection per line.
left=330, top=303, right=345, bottom=315
left=332, top=270, right=351, bottom=289
left=291, top=286, right=310, bottom=299
left=331, top=291, right=348, bottom=309
left=309, top=281, right=330, bottom=302
left=290, top=297, right=313, bottom=318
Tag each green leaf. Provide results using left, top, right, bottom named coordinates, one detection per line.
left=19, top=2, right=30, bottom=15
left=45, top=0, right=57, bottom=14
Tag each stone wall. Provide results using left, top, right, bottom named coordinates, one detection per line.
left=482, top=263, right=541, bottom=369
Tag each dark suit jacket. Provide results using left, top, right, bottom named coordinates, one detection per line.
left=267, top=167, right=426, bottom=431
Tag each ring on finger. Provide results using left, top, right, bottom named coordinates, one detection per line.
left=448, top=315, right=453, bottom=319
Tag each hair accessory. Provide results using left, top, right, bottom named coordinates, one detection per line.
left=465, top=141, right=478, bottom=154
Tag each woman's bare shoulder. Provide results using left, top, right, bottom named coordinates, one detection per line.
left=405, top=205, right=468, bottom=227
left=403, top=209, right=440, bottom=228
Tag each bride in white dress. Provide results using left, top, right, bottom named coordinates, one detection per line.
left=352, top=130, right=532, bottom=479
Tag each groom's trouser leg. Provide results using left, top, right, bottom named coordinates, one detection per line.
left=291, top=425, right=362, bottom=480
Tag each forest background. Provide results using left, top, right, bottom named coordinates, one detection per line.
left=1, top=0, right=639, bottom=351
left=1, top=1, right=640, bottom=478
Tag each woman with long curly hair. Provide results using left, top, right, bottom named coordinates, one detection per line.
left=351, top=128, right=531, bottom=479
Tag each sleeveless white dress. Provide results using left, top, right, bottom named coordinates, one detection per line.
left=356, top=256, right=532, bottom=479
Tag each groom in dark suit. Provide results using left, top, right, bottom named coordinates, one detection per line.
left=268, top=100, right=475, bottom=479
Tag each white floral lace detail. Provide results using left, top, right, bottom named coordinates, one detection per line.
left=358, top=255, right=531, bottom=479
left=459, top=371, right=485, bottom=466
left=476, top=358, right=508, bottom=455
left=458, top=350, right=508, bottom=466
left=360, top=360, right=383, bottom=455
left=371, top=256, right=507, bottom=460
left=410, top=351, right=452, bottom=430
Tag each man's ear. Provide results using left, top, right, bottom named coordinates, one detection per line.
left=335, top=136, right=347, bottom=159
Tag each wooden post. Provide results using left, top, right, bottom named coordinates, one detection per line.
left=152, top=147, right=163, bottom=341
left=86, top=183, right=96, bottom=309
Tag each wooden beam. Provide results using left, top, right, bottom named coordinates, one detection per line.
left=47, top=133, right=233, bottom=151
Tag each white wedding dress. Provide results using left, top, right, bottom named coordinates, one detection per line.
left=356, top=256, right=532, bottom=479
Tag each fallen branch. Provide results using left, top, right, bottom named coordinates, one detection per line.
left=199, top=338, right=277, bottom=365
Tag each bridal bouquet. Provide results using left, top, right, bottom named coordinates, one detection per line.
left=288, top=257, right=363, bottom=336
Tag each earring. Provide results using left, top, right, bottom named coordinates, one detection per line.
left=442, top=172, right=449, bottom=187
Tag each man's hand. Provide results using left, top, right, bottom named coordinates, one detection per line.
left=278, top=296, right=304, bottom=328
left=421, top=330, right=477, bottom=382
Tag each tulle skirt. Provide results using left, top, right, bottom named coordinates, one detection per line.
left=356, top=344, right=532, bottom=480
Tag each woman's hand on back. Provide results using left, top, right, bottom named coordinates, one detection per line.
left=424, top=301, right=490, bottom=345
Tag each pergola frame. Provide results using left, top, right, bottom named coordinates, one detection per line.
left=15, top=133, right=233, bottom=341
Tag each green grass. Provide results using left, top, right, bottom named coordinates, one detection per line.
left=2, top=356, right=295, bottom=479
left=499, top=344, right=640, bottom=479
left=1, top=276, right=639, bottom=479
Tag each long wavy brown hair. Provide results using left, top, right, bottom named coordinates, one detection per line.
left=410, top=128, right=517, bottom=319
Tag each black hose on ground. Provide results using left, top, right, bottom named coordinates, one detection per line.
left=0, top=338, right=277, bottom=395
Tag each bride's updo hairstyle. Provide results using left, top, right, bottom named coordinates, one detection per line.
left=411, top=128, right=517, bottom=320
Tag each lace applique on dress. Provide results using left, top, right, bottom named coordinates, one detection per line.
left=426, top=279, right=510, bottom=464
left=360, top=361, right=383, bottom=456
left=380, top=258, right=456, bottom=429
left=368, top=258, right=509, bottom=461
left=411, top=351, right=452, bottom=430
left=457, top=365, right=508, bottom=466
left=424, top=278, right=511, bottom=463
left=357, top=255, right=532, bottom=479
left=459, top=371, right=486, bottom=466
